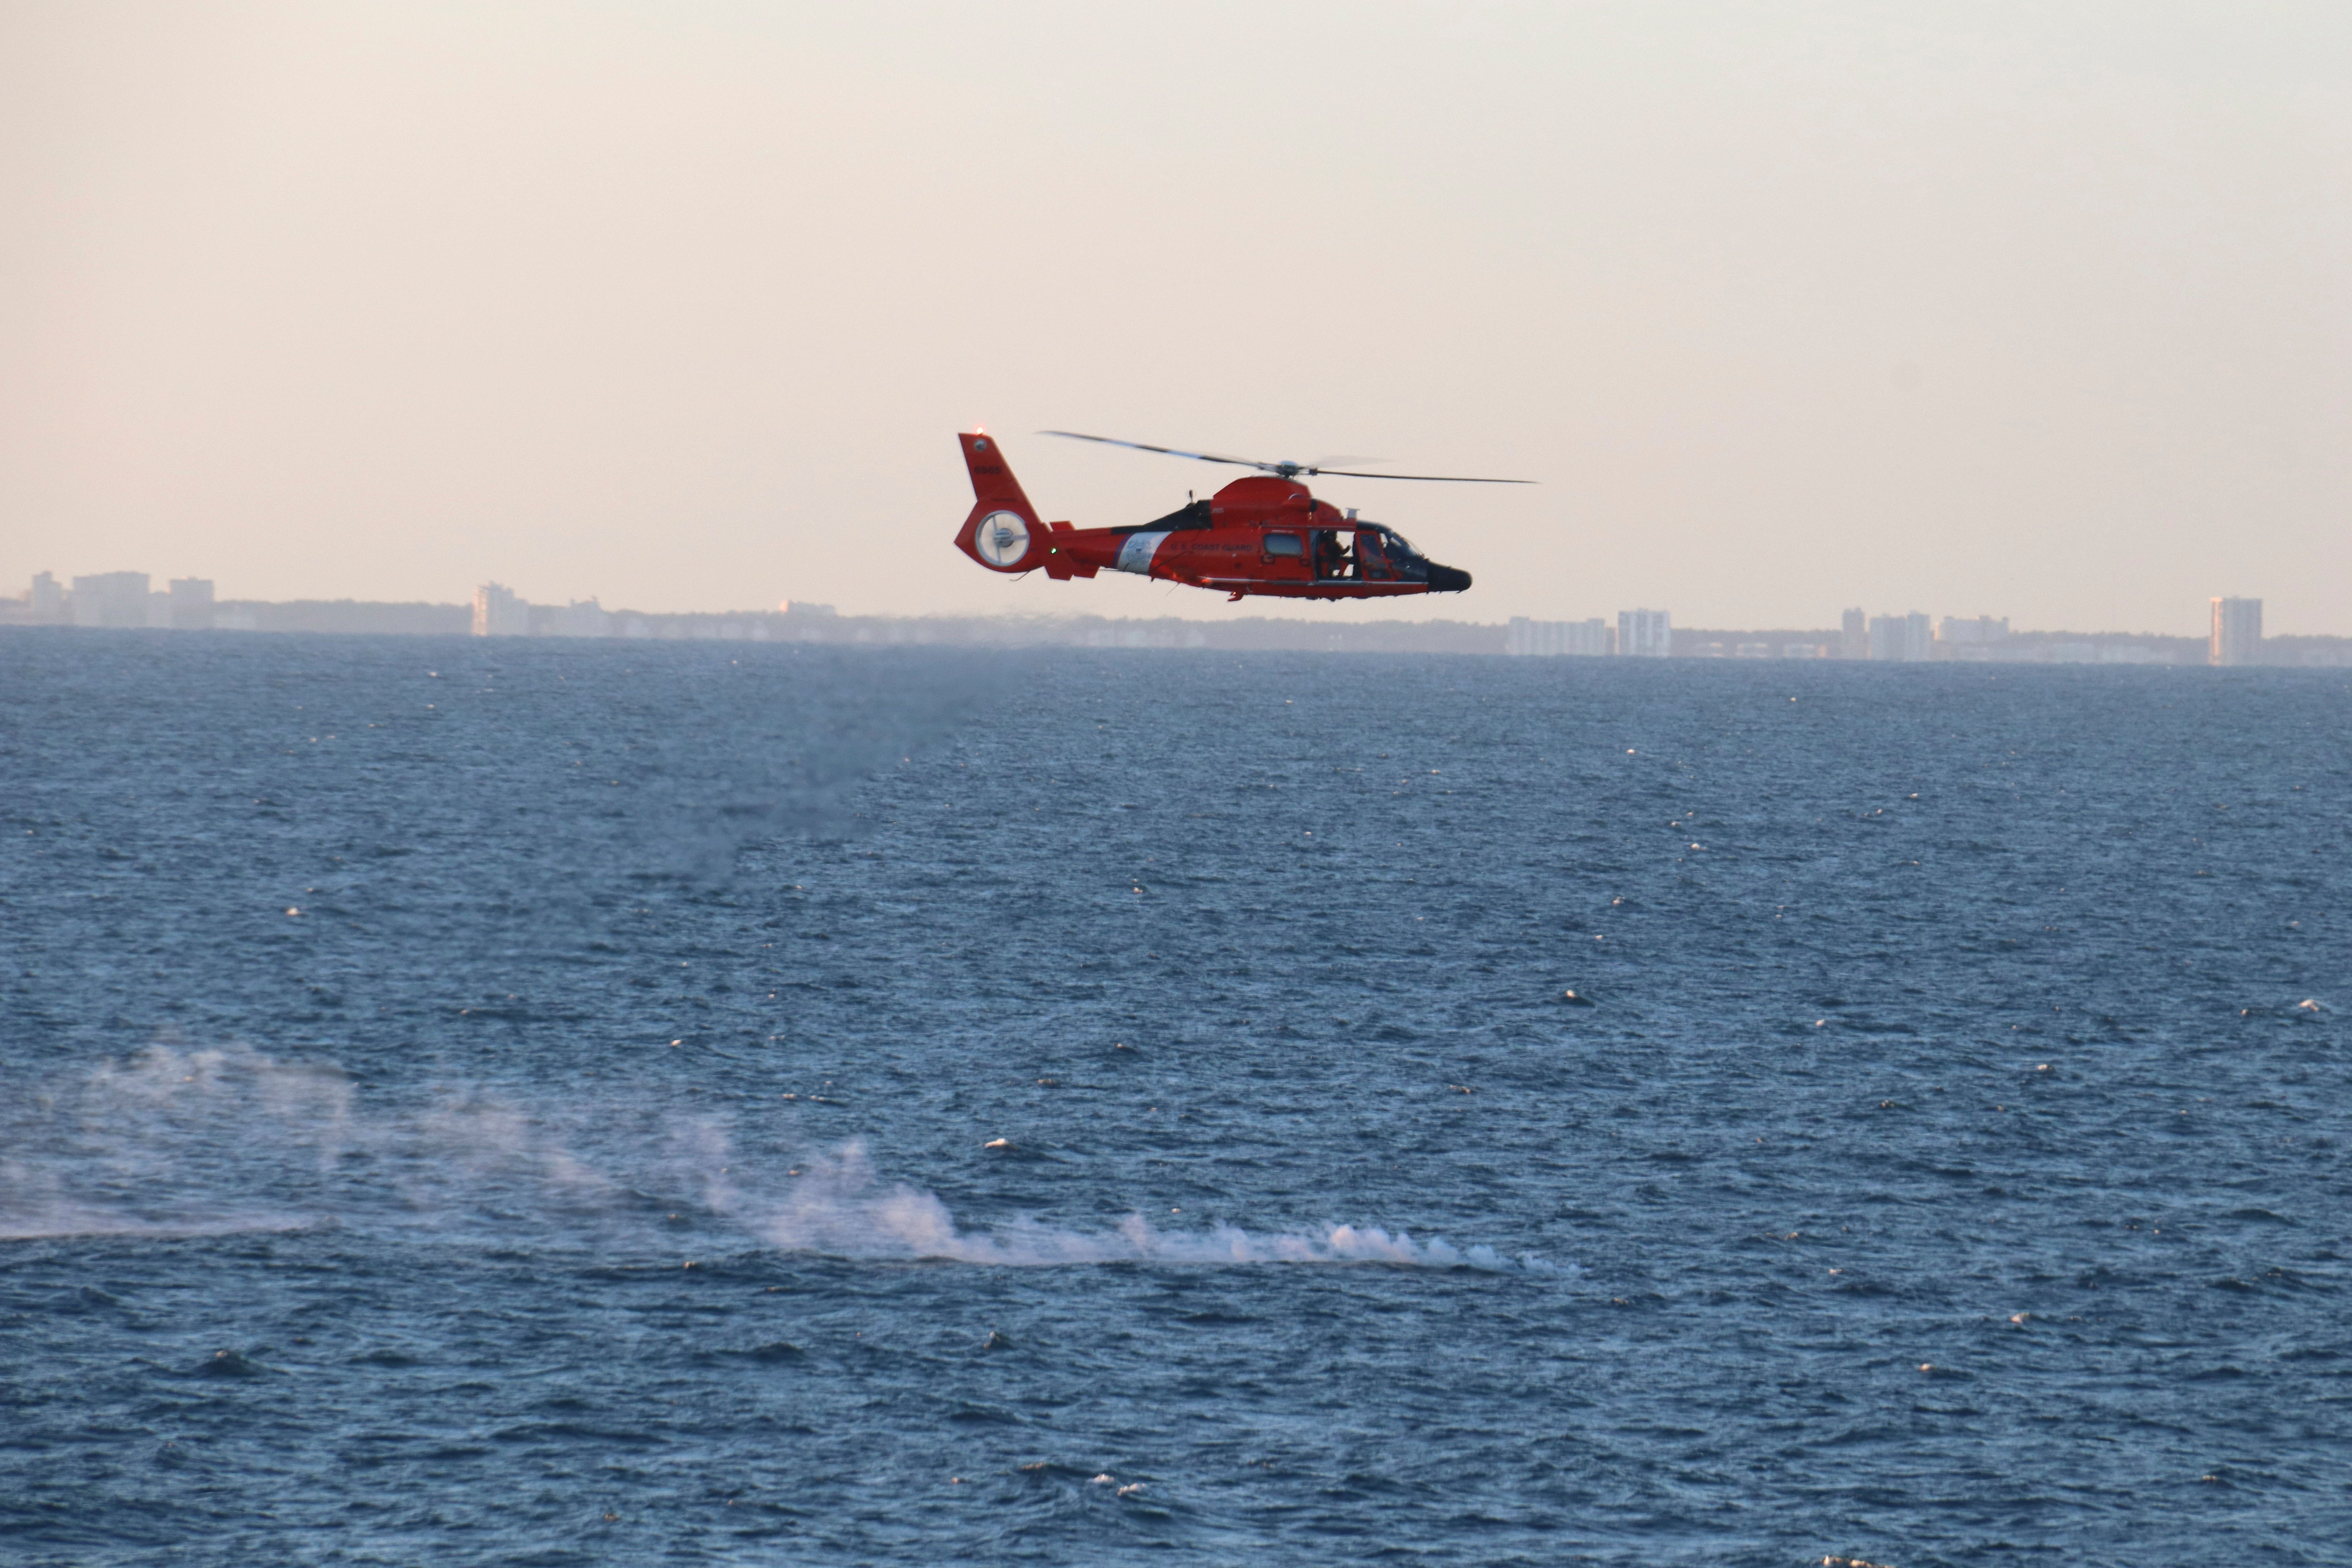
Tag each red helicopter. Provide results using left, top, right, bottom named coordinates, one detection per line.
left=952, top=430, right=1528, bottom=601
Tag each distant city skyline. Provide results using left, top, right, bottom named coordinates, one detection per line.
left=2, top=510, right=2333, bottom=640
left=4, top=5, right=2346, bottom=630
left=14, top=568, right=2344, bottom=666
left=3, top=563, right=2293, bottom=645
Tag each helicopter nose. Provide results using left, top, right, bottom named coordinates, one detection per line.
left=1426, top=564, right=1472, bottom=593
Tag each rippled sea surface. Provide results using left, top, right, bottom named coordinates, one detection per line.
left=3, top=630, right=2348, bottom=1566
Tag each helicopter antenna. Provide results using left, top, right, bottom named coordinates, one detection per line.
left=1040, top=430, right=1533, bottom=484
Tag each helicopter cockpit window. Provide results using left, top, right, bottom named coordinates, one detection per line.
left=1263, top=532, right=1304, bottom=559
left=1355, top=526, right=1423, bottom=582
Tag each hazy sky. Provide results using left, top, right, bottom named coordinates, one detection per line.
left=4, top=1, right=2347, bottom=630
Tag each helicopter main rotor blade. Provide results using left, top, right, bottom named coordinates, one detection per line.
left=1041, top=430, right=1535, bottom=485
left=1040, top=431, right=1264, bottom=468
left=1308, top=468, right=1535, bottom=484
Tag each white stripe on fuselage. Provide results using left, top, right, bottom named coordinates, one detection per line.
left=1113, top=532, right=1171, bottom=575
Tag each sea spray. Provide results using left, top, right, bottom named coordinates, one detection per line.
left=728, top=1136, right=1559, bottom=1270
left=1, top=1047, right=1559, bottom=1270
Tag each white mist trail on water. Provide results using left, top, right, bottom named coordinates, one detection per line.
left=719, top=1139, right=1558, bottom=1271
left=1, top=1047, right=1559, bottom=1272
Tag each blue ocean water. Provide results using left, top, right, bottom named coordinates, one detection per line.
left=2, top=629, right=2348, bottom=1566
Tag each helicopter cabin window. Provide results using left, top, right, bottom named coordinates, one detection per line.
left=1314, top=529, right=1356, bottom=579
left=1262, top=532, right=1304, bottom=559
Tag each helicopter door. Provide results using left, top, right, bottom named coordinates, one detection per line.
left=1354, top=528, right=1396, bottom=582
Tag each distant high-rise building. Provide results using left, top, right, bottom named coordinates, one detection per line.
left=1840, top=607, right=1867, bottom=659
left=473, top=583, right=528, bottom=637
left=71, top=572, right=150, bottom=628
left=1506, top=617, right=1613, bottom=656
left=1617, top=608, right=1671, bottom=658
left=1867, top=612, right=1932, bottom=662
left=169, top=577, right=214, bottom=630
left=29, top=572, right=66, bottom=622
left=1936, top=615, right=2007, bottom=646
left=2210, top=597, right=2261, bottom=666
left=550, top=598, right=608, bottom=639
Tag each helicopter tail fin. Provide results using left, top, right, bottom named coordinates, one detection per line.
left=959, top=431, right=1036, bottom=514
left=954, top=431, right=1048, bottom=573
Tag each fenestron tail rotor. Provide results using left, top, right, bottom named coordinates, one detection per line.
left=1040, top=430, right=1533, bottom=485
